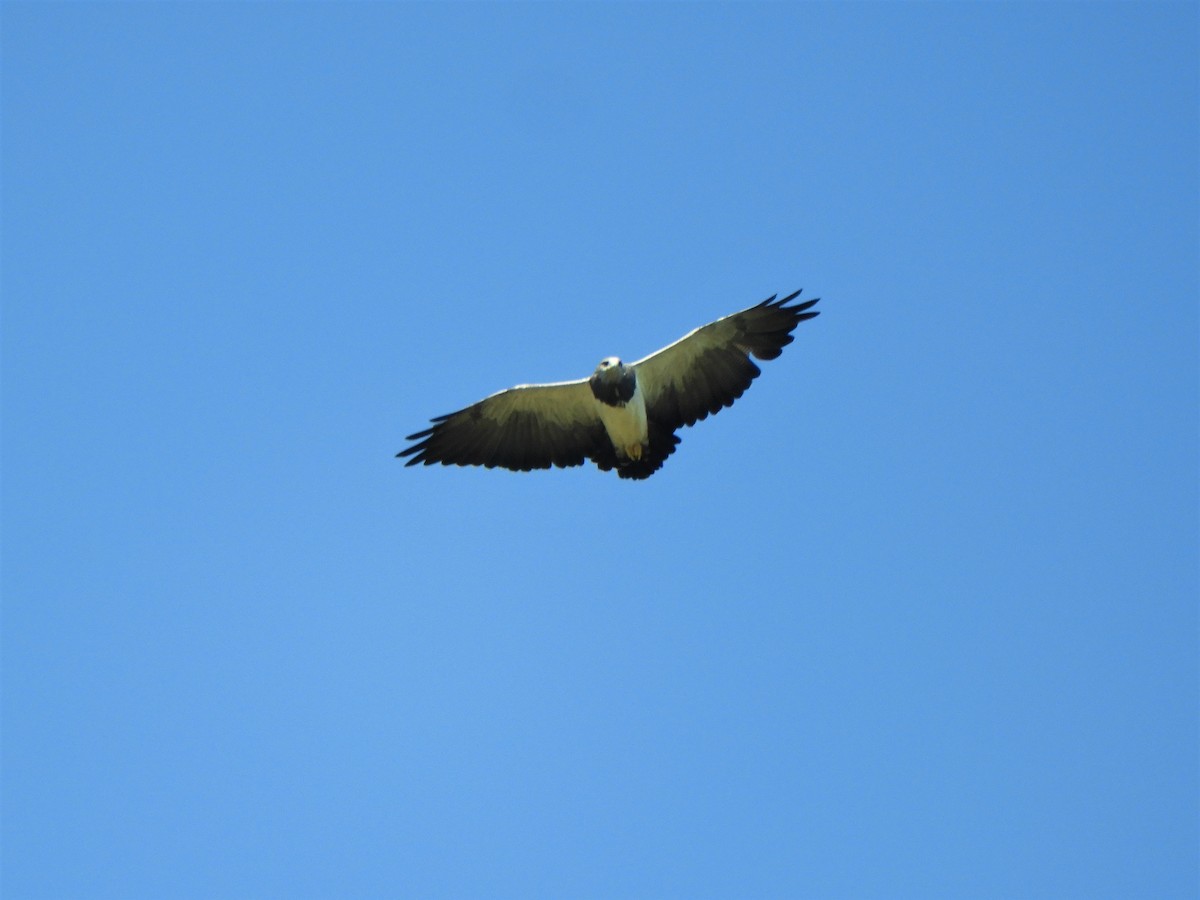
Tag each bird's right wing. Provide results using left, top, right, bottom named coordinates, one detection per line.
left=398, top=379, right=610, bottom=472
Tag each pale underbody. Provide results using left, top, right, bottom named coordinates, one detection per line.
left=594, top=378, right=649, bottom=460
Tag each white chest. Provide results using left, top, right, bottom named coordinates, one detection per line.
left=595, top=379, right=649, bottom=458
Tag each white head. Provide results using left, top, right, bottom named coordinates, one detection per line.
left=593, top=357, right=626, bottom=383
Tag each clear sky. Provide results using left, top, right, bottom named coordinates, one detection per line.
left=3, top=3, right=1197, bottom=898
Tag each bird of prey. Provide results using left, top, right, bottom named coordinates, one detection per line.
left=398, top=289, right=820, bottom=480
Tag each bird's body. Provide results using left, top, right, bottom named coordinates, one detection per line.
left=592, top=364, right=649, bottom=463
left=398, top=289, right=820, bottom=479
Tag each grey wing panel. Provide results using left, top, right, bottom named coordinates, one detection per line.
left=633, top=290, right=819, bottom=430
left=398, top=380, right=608, bottom=471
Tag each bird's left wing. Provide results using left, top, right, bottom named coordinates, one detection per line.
left=632, top=289, right=820, bottom=430
left=398, top=379, right=609, bottom=471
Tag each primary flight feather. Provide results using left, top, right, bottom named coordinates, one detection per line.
left=397, top=289, right=820, bottom=480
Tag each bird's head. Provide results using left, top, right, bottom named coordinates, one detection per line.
left=593, top=356, right=625, bottom=382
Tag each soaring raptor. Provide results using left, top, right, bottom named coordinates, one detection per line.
left=398, top=289, right=820, bottom=480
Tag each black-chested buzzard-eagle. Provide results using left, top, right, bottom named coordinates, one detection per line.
left=398, top=289, right=820, bottom=480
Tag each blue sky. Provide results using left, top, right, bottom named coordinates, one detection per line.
left=3, top=3, right=1197, bottom=898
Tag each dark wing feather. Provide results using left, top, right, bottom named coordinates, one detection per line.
left=633, top=289, right=819, bottom=430
left=398, top=379, right=608, bottom=471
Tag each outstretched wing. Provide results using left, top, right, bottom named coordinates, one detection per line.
left=398, top=379, right=609, bottom=471
left=632, top=289, right=819, bottom=430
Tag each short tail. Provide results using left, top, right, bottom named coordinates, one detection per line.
left=616, top=422, right=680, bottom=480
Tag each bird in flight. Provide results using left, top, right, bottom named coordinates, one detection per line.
left=398, top=289, right=820, bottom=480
